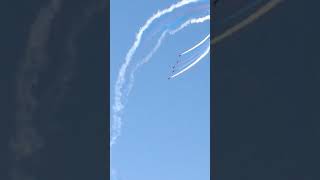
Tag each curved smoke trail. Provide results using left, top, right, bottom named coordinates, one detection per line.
left=111, top=0, right=283, bottom=147
left=111, top=0, right=201, bottom=147
left=166, top=14, right=210, bottom=78
left=127, top=15, right=210, bottom=89
left=170, top=42, right=210, bottom=79
left=179, top=34, right=210, bottom=56
left=126, top=13, right=210, bottom=95
left=126, top=30, right=168, bottom=97
left=169, top=15, right=210, bottom=35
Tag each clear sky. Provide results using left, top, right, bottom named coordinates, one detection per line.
left=110, top=0, right=210, bottom=180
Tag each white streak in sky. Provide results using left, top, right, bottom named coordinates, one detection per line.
left=179, top=34, right=210, bottom=56
left=126, top=30, right=168, bottom=96
left=169, top=15, right=210, bottom=35
left=170, top=43, right=210, bottom=79
left=127, top=15, right=211, bottom=95
left=139, top=31, right=168, bottom=68
left=111, top=0, right=199, bottom=147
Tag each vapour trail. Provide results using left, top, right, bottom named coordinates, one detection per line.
left=170, top=43, right=210, bottom=79
left=179, top=34, right=210, bottom=56
left=139, top=31, right=168, bottom=66
left=212, top=0, right=284, bottom=44
left=169, top=14, right=210, bottom=35
left=111, top=0, right=200, bottom=147
left=173, top=40, right=208, bottom=70
left=127, top=14, right=211, bottom=95
left=126, top=30, right=168, bottom=96
left=144, top=4, right=209, bottom=44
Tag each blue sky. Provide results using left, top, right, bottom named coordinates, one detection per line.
left=111, top=0, right=210, bottom=179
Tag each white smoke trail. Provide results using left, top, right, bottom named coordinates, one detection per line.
left=179, top=34, right=210, bottom=56
left=173, top=43, right=207, bottom=71
left=126, top=15, right=211, bottom=95
left=170, top=42, right=210, bottom=79
left=169, top=14, right=210, bottom=35
left=126, top=30, right=168, bottom=96
left=138, top=31, right=168, bottom=68
left=111, top=0, right=199, bottom=147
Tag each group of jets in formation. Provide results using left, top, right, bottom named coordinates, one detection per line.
left=168, top=0, right=218, bottom=80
